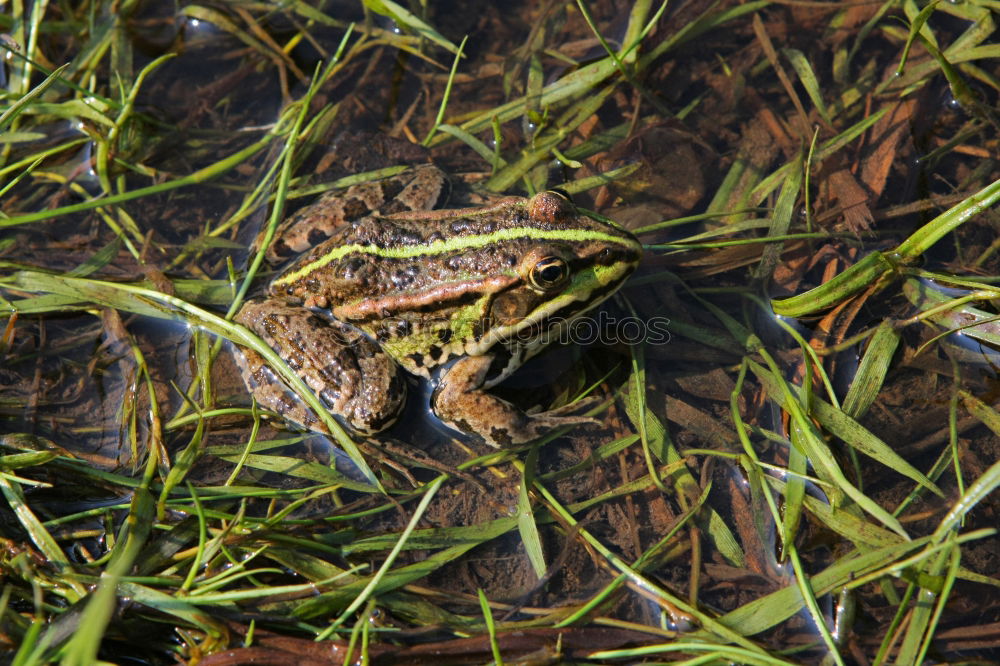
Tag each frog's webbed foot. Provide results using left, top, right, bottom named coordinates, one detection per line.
left=432, top=355, right=599, bottom=448
left=234, top=301, right=404, bottom=434
left=361, top=437, right=487, bottom=491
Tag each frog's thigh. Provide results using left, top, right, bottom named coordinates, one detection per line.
left=235, top=301, right=405, bottom=434
left=432, top=355, right=595, bottom=448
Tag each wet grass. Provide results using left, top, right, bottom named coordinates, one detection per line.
left=1, top=0, right=999, bottom=664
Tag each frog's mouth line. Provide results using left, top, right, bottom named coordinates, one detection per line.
left=474, top=265, right=636, bottom=357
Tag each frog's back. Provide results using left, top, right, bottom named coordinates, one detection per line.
left=271, top=192, right=637, bottom=307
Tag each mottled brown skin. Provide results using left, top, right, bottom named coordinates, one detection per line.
left=236, top=170, right=641, bottom=447
left=266, top=164, right=447, bottom=263
left=236, top=302, right=405, bottom=433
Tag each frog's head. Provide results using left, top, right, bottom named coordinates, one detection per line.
left=300, top=190, right=641, bottom=377
left=472, top=190, right=642, bottom=361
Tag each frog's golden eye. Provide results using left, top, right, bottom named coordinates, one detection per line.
left=530, top=256, right=570, bottom=290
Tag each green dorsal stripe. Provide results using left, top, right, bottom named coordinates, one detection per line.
left=273, top=227, right=639, bottom=287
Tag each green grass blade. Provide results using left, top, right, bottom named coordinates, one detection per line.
left=3, top=271, right=382, bottom=488
left=782, top=49, right=832, bottom=124
left=841, top=321, right=900, bottom=419
left=0, top=63, right=69, bottom=130
left=516, top=453, right=547, bottom=579
left=362, top=0, right=460, bottom=53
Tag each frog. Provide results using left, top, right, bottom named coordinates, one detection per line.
left=234, top=165, right=642, bottom=447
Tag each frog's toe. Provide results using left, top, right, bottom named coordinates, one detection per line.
left=528, top=394, right=603, bottom=417
left=479, top=412, right=600, bottom=448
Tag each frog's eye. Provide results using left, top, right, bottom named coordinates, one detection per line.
left=530, top=256, right=570, bottom=290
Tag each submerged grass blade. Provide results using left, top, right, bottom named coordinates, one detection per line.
left=841, top=321, right=900, bottom=419
left=516, top=453, right=547, bottom=580
left=0, top=64, right=69, bottom=130
left=363, top=0, right=460, bottom=54
left=0, top=137, right=273, bottom=229
left=2, top=271, right=382, bottom=489
left=772, top=175, right=1000, bottom=317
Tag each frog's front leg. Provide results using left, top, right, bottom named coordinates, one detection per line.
left=432, top=354, right=597, bottom=447
left=235, top=301, right=405, bottom=435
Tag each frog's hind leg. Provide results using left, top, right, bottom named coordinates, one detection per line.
left=234, top=301, right=405, bottom=435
